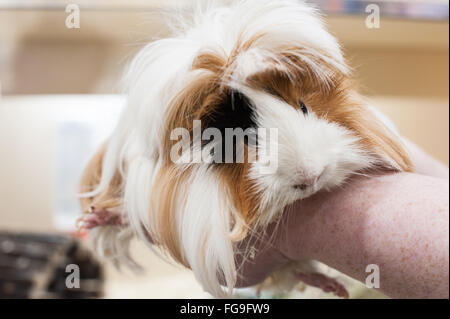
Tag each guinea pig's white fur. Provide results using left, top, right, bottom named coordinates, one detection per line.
left=79, top=0, right=412, bottom=297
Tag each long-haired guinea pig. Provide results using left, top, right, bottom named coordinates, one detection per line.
left=78, top=0, right=413, bottom=298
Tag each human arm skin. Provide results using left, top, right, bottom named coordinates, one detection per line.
left=236, top=150, right=449, bottom=299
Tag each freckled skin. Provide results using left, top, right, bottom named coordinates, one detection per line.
left=237, top=172, right=449, bottom=299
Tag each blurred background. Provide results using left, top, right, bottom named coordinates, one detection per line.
left=0, top=0, right=448, bottom=298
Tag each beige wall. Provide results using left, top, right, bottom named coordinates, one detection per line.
left=0, top=102, right=56, bottom=232
left=0, top=96, right=123, bottom=232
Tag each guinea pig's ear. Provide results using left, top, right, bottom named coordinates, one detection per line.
left=79, top=142, right=123, bottom=214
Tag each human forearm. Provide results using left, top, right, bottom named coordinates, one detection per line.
left=279, top=173, right=449, bottom=298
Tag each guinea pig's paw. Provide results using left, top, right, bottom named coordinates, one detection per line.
left=295, top=272, right=349, bottom=299
left=77, top=208, right=127, bottom=230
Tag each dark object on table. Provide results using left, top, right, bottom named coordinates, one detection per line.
left=0, top=231, right=103, bottom=298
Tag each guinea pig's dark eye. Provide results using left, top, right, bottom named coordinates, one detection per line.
left=299, top=100, right=308, bottom=115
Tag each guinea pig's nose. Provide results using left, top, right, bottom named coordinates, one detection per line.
left=293, top=171, right=323, bottom=191
left=293, top=179, right=316, bottom=191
